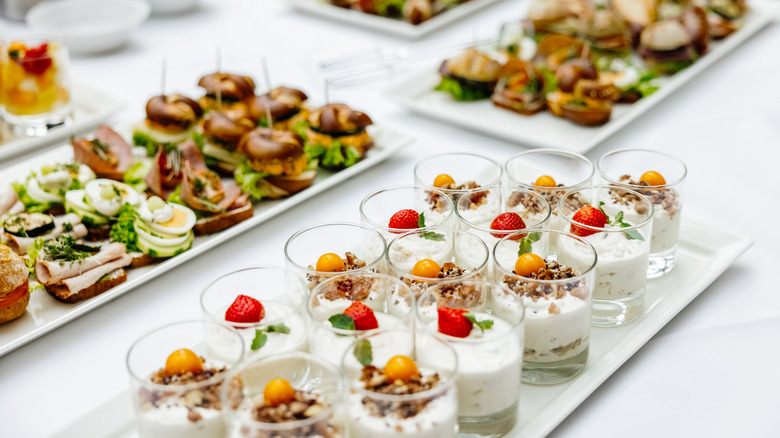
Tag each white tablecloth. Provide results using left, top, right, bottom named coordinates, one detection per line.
left=0, top=1, right=778, bottom=436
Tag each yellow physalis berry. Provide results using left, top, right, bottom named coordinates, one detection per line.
left=164, top=349, right=204, bottom=376
left=639, top=171, right=666, bottom=186
left=514, top=253, right=546, bottom=277
left=412, top=259, right=441, bottom=279
left=315, top=253, right=346, bottom=272
left=263, top=378, right=296, bottom=406
left=433, top=174, right=455, bottom=188
left=534, top=175, right=557, bottom=188
left=383, top=355, right=419, bottom=383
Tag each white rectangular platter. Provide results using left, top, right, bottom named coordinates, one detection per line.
left=0, top=81, right=125, bottom=163
left=51, top=218, right=752, bottom=438
left=0, top=124, right=412, bottom=358
left=288, top=0, right=506, bottom=38
left=387, top=0, right=779, bottom=152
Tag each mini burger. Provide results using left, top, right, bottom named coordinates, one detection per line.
left=199, top=111, right=255, bottom=172
left=586, top=9, right=632, bottom=52
left=436, top=48, right=502, bottom=101
left=0, top=243, right=29, bottom=325
left=302, top=104, right=373, bottom=169
left=245, top=86, right=309, bottom=131
left=235, top=128, right=315, bottom=200
left=135, top=94, right=204, bottom=146
left=527, top=0, right=591, bottom=35
left=638, top=19, right=698, bottom=74
left=197, top=72, right=255, bottom=112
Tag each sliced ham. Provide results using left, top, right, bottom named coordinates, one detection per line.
left=72, top=125, right=133, bottom=181
left=145, top=140, right=207, bottom=200
left=8, top=201, right=25, bottom=215
left=180, top=163, right=225, bottom=213
left=36, top=242, right=127, bottom=286
left=219, top=182, right=243, bottom=209
left=180, top=140, right=207, bottom=171
left=0, top=190, right=18, bottom=215
left=47, top=254, right=132, bottom=298
left=3, top=214, right=86, bottom=255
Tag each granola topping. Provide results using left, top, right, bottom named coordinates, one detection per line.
left=502, top=260, right=589, bottom=305
left=418, top=277, right=482, bottom=309
left=425, top=181, right=484, bottom=212
left=508, top=186, right=559, bottom=214
left=616, top=175, right=680, bottom=216
left=251, top=390, right=329, bottom=423
left=403, top=263, right=474, bottom=296
left=139, top=362, right=227, bottom=422
left=307, top=252, right=368, bottom=289
left=314, top=274, right=378, bottom=303
left=359, top=365, right=441, bottom=419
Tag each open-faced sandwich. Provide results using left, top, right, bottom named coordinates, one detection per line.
left=71, top=125, right=134, bottom=181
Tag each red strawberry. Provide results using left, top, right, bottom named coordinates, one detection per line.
left=21, top=43, right=52, bottom=75
left=388, top=209, right=420, bottom=233
left=437, top=306, right=473, bottom=338
left=570, top=205, right=608, bottom=237
left=343, top=301, right=378, bottom=330
left=225, top=295, right=265, bottom=325
left=489, top=213, right=527, bottom=240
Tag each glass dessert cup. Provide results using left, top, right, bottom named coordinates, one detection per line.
left=416, top=279, right=524, bottom=437
left=222, top=352, right=346, bottom=438
left=359, top=185, right=454, bottom=243
left=386, top=227, right=489, bottom=298
left=559, top=186, right=653, bottom=327
left=413, top=152, right=503, bottom=201
left=200, top=265, right=308, bottom=361
left=284, top=222, right=387, bottom=291
left=307, top=272, right=414, bottom=367
left=341, top=328, right=459, bottom=438
left=494, top=230, right=597, bottom=384
left=0, top=38, right=72, bottom=136
left=126, top=320, right=245, bottom=438
left=597, top=149, right=687, bottom=278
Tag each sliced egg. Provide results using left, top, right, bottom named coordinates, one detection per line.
left=84, top=179, right=140, bottom=217
left=146, top=203, right=196, bottom=236
left=135, top=222, right=192, bottom=247
left=77, top=165, right=96, bottom=185
left=27, top=177, right=64, bottom=203
left=65, top=190, right=92, bottom=212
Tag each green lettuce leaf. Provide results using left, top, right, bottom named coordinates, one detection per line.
left=123, top=161, right=151, bottom=193
left=109, top=203, right=140, bottom=252
left=233, top=161, right=269, bottom=201
left=12, top=181, right=54, bottom=214
left=376, top=0, right=405, bottom=16
left=434, top=77, right=491, bottom=101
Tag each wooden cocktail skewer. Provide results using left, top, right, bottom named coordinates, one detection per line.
left=160, top=57, right=167, bottom=96
left=261, top=57, right=274, bottom=127
left=215, top=47, right=222, bottom=111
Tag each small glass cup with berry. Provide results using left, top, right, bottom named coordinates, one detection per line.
left=558, top=185, right=653, bottom=327
left=222, top=352, right=346, bottom=438
left=200, top=266, right=309, bottom=361
left=284, top=222, right=387, bottom=291
left=386, top=227, right=489, bottom=299
left=494, top=229, right=597, bottom=384
left=306, top=272, right=414, bottom=367
left=0, top=38, right=72, bottom=136
left=597, top=149, right=687, bottom=278
left=359, top=184, right=455, bottom=244
left=415, top=279, right=524, bottom=436
left=341, top=327, right=459, bottom=438
left=413, top=152, right=504, bottom=202
left=126, top=320, right=245, bottom=438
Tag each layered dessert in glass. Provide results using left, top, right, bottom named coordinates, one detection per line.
left=494, top=229, right=597, bottom=384
left=558, top=186, right=653, bottom=327
left=222, top=352, right=345, bottom=437
left=200, top=266, right=308, bottom=360
left=126, top=320, right=245, bottom=438
left=413, top=152, right=503, bottom=202
left=359, top=185, right=454, bottom=243
left=341, top=328, right=458, bottom=437
left=597, top=148, right=686, bottom=278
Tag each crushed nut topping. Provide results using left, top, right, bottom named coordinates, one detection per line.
left=314, top=274, right=378, bottom=303
left=507, top=188, right=553, bottom=215
left=502, top=260, right=589, bottom=304
left=359, top=365, right=441, bottom=419
left=138, top=362, right=227, bottom=422
left=525, top=337, right=583, bottom=358
left=425, top=182, right=484, bottom=213
left=616, top=175, right=680, bottom=216
left=251, top=390, right=328, bottom=423
left=307, top=252, right=369, bottom=290
left=402, top=263, right=474, bottom=297
left=419, top=277, right=482, bottom=309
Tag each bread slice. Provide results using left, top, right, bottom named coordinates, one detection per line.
left=84, top=225, right=111, bottom=242
left=193, top=203, right=254, bottom=236
left=128, top=252, right=157, bottom=269
left=0, top=288, right=29, bottom=324
left=46, top=268, right=127, bottom=304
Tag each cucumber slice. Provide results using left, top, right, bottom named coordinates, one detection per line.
left=2, top=213, right=55, bottom=237
left=64, top=200, right=110, bottom=226
left=202, top=143, right=244, bottom=166
left=137, top=231, right=194, bottom=258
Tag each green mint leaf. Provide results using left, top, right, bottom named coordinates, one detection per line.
left=267, top=323, right=291, bottom=334
left=421, top=230, right=446, bottom=241
left=328, top=314, right=355, bottom=331
left=528, top=232, right=542, bottom=242
left=251, top=330, right=268, bottom=351
left=624, top=229, right=645, bottom=241
left=465, top=314, right=494, bottom=332
left=353, top=339, right=373, bottom=366
left=418, top=211, right=426, bottom=228
left=597, top=201, right=608, bottom=218
left=614, top=211, right=624, bottom=225
left=518, top=237, right=533, bottom=256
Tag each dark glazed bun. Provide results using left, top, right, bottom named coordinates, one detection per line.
left=146, top=94, right=203, bottom=129
left=238, top=128, right=303, bottom=161
left=198, top=73, right=255, bottom=100
left=308, top=104, right=373, bottom=136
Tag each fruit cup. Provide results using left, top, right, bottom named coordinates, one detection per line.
left=597, top=149, right=687, bottom=278
left=200, top=265, right=309, bottom=361
left=558, top=185, right=653, bottom=327
left=306, top=272, right=414, bottom=367
left=222, top=352, right=346, bottom=438
left=494, top=229, right=597, bottom=384
left=126, top=320, right=245, bottom=438
left=341, top=328, right=459, bottom=438
left=413, top=152, right=503, bottom=201
left=415, top=279, right=524, bottom=436
left=0, top=38, right=72, bottom=136
left=284, top=222, right=387, bottom=291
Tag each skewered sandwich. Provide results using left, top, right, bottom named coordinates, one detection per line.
left=436, top=48, right=502, bottom=101
left=245, top=86, right=309, bottom=131
left=301, top=104, right=373, bottom=169
left=135, top=94, right=204, bottom=146
left=197, top=72, right=255, bottom=112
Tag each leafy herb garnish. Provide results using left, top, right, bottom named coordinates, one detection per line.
left=42, top=235, right=98, bottom=262
left=250, top=323, right=291, bottom=351
left=353, top=339, right=373, bottom=366
left=418, top=212, right=445, bottom=241
left=517, top=232, right=542, bottom=256
left=598, top=202, right=645, bottom=241
left=328, top=314, right=355, bottom=331
left=109, top=203, right=140, bottom=252
left=465, top=313, right=494, bottom=332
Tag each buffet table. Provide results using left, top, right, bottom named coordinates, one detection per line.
left=0, top=0, right=778, bottom=436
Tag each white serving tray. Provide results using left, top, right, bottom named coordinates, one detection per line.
left=0, top=123, right=412, bottom=358
left=288, top=0, right=506, bottom=38
left=51, top=218, right=752, bottom=438
left=0, top=81, right=125, bottom=163
left=386, top=0, right=779, bottom=152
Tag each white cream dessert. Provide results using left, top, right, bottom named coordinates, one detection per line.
left=607, top=177, right=680, bottom=253
left=454, top=189, right=501, bottom=226
left=559, top=225, right=649, bottom=299
left=306, top=252, right=380, bottom=292
left=311, top=312, right=402, bottom=366
left=388, top=233, right=453, bottom=272
left=222, top=301, right=307, bottom=359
